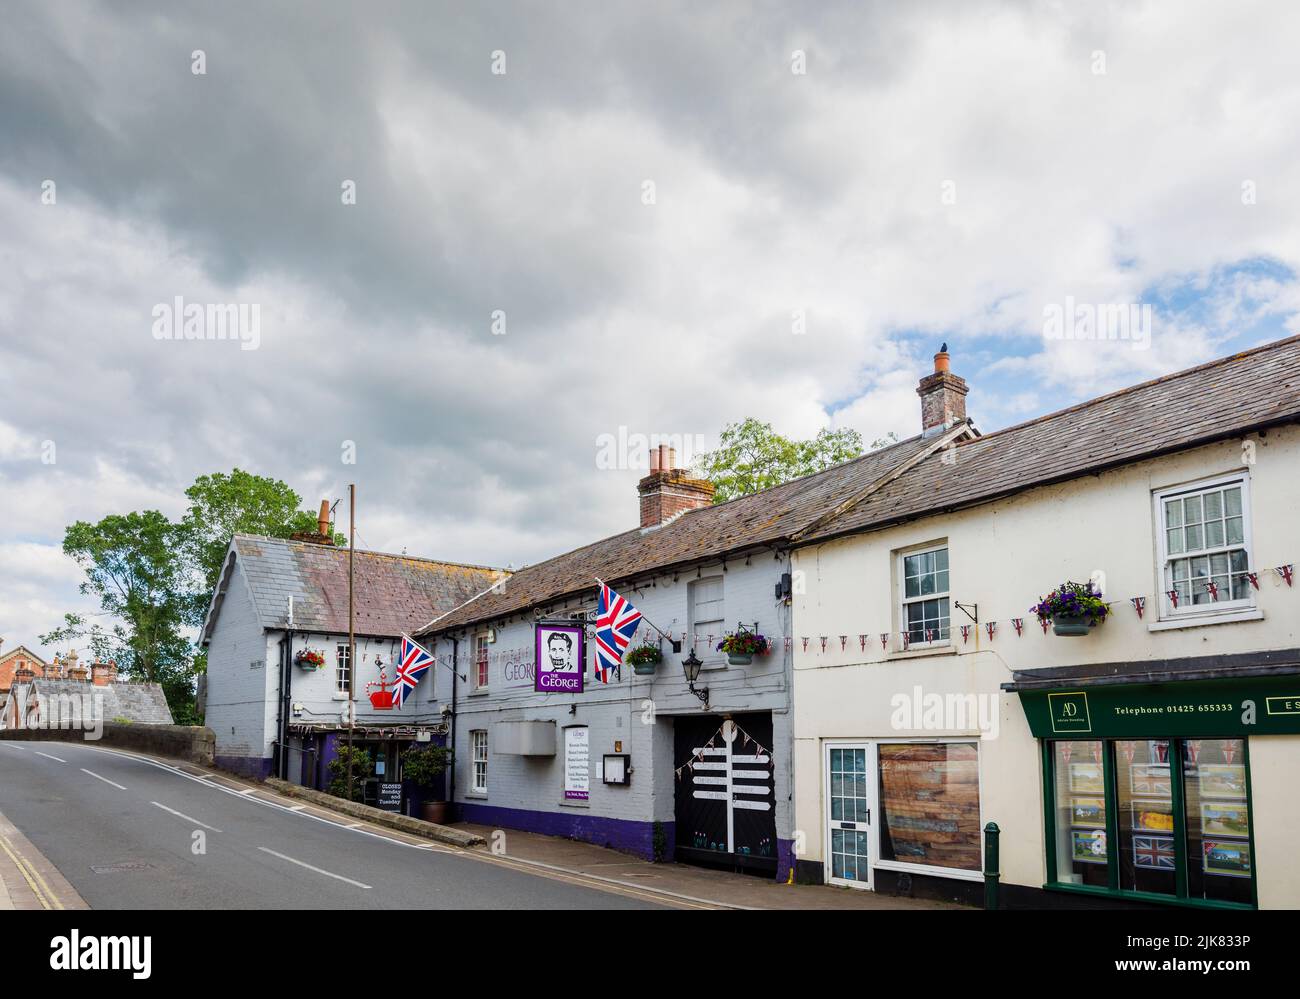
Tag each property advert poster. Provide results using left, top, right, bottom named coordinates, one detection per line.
left=535, top=622, right=585, bottom=693
left=564, top=726, right=590, bottom=801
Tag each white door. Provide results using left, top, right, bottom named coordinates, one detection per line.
left=825, top=743, right=876, bottom=889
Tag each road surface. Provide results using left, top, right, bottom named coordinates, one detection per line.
left=0, top=740, right=667, bottom=909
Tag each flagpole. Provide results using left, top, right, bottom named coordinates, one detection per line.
left=594, top=576, right=678, bottom=646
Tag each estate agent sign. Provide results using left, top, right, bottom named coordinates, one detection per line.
left=536, top=622, right=585, bottom=693
left=1016, top=676, right=1300, bottom=738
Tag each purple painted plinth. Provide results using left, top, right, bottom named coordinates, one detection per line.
left=457, top=801, right=674, bottom=863
left=215, top=754, right=273, bottom=780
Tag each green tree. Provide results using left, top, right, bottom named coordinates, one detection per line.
left=180, top=468, right=342, bottom=597
left=698, top=418, right=898, bottom=502
left=328, top=745, right=373, bottom=800
left=39, top=511, right=198, bottom=715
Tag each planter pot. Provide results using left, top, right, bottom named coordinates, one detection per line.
left=1052, top=613, right=1092, bottom=636
left=727, top=653, right=753, bottom=665
left=296, top=662, right=321, bottom=671
left=631, top=661, right=659, bottom=675
left=420, top=800, right=450, bottom=825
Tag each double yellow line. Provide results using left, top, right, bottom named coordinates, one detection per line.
left=0, top=832, right=62, bottom=910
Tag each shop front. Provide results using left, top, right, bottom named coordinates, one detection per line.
left=1011, top=670, right=1300, bottom=910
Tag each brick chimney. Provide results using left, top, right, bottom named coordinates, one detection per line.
left=916, top=344, right=969, bottom=437
left=637, top=445, right=714, bottom=528
left=92, top=660, right=118, bottom=686
left=291, top=499, right=335, bottom=545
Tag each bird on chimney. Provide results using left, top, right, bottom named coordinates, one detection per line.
left=940, top=341, right=948, bottom=352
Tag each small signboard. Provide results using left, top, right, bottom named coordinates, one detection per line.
left=377, top=782, right=402, bottom=812
left=564, top=726, right=589, bottom=801
left=536, top=622, right=585, bottom=693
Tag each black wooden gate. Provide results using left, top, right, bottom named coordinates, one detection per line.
left=673, top=712, right=777, bottom=875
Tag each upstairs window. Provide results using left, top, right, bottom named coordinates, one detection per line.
left=1156, top=476, right=1253, bottom=614
left=474, top=634, right=490, bottom=690
left=689, top=576, right=725, bottom=662
left=899, top=545, right=950, bottom=646
left=335, top=644, right=351, bottom=693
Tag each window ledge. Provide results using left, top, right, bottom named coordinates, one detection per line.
left=1148, top=607, right=1262, bottom=632
left=873, top=859, right=982, bottom=882
left=466, top=689, right=490, bottom=698
left=331, top=691, right=349, bottom=701
left=886, top=644, right=957, bottom=662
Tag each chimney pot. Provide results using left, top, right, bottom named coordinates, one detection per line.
left=917, top=348, right=969, bottom=437
left=661, top=445, right=676, bottom=471
left=317, top=499, right=330, bottom=537
left=649, top=446, right=661, bottom=472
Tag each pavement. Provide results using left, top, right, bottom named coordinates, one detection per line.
left=0, top=738, right=966, bottom=910
left=454, top=822, right=967, bottom=910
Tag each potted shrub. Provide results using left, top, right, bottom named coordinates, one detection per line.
left=625, top=643, right=663, bottom=675
left=1032, top=581, right=1109, bottom=636
left=402, top=744, right=454, bottom=824
left=295, top=648, right=326, bottom=670
left=717, top=631, right=770, bottom=666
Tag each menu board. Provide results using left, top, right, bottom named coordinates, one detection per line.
left=564, top=726, right=589, bottom=801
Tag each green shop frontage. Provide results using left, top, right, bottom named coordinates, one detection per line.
left=1005, top=651, right=1300, bottom=910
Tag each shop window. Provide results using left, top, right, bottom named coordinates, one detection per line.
left=878, top=742, right=980, bottom=872
left=471, top=730, right=488, bottom=793
left=899, top=545, right=950, bottom=646
left=1046, top=737, right=1254, bottom=907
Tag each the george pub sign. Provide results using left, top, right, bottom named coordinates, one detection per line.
left=535, top=621, right=585, bottom=693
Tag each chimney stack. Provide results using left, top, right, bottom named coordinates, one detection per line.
left=637, top=447, right=714, bottom=529
left=291, top=499, right=336, bottom=545
left=92, top=660, right=118, bottom=687
left=917, top=344, right=968, bottom=437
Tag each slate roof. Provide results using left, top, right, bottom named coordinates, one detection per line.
left=795, top=334, right=1300, bottom=544
left=201, top=536, right=508, bottom=642
left=423, top=431, right=942, bottom=633
left=426, top=334, right=1300, bottom=634
left=25, top=678, right=174, bottom=725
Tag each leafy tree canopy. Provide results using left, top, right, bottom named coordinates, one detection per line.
left=699, top=418, right=898, bottom=503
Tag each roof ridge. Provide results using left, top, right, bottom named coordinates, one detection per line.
left=972, top=333, right=1300, bottom=445
left=233, top=534, right=507, bottom=574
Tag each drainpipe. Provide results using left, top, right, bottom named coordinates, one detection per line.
left=276, top=630, right=292, bottom=780
left=449, top=636, right=458, bottom=810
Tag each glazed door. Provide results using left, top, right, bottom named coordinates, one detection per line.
left=825, top=743, right=876, bottom=889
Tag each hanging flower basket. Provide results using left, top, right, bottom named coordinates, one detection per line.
left=625, top=644, right=662, bottom=676
left=1032, top=581, right=1109, bottom=636
left=717, top=632, right=770, bottom=666
left=295, top=649, right=326, bottom=670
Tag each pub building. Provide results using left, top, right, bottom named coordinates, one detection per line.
left=788, top=338, right=1300, bottom=908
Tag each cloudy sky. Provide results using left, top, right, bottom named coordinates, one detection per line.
left=2, top=1, right=1299, bottom=656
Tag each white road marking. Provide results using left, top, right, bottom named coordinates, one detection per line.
left=287, top=804, right=306, bottom=811
left=151, top=801, right=222, bottom=832
left=34, top=751, right=67, bottom=763
left=80, top=769, right=126, bottom=790
left=239, top=788, right=257, bottom=795
left=257, top=847, right=371, bottom=890
left=0, top=743, right=25, bottom=750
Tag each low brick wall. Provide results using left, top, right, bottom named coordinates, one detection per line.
left=265, top=778, right=484, bottom=848
left=0, top=723, right=215, bottom=765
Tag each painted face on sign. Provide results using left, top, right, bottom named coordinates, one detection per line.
left=546, top=633, right=573, bottom=672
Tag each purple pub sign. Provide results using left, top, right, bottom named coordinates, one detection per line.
left=535, top=622, right=585, bottom=693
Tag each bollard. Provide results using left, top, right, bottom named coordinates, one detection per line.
left=983, top=821, right=1000, bottom=910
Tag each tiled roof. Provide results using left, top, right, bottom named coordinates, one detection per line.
left=26, top=679, right=174, bottom=725
left=424, top=432, right=939, bottom=633
left=797, top=334, right=1300, bottom=543
left=203, top=536, right=507, bottom=640
left=427, top=334, right=1300, bottom=634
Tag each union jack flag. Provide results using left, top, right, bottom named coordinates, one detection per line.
left=1133, top=835, right=1176, bottom=870
left=594, top=583, right=642, bottom=683
left=394, top=634, right=436, bottom=709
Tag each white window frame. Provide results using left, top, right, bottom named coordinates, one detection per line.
left=335, top=643, right=351, bottom=694
left=470, top=729, right=488, bottom=794
left=896, top=543, right=951, bottom=650
left=473, top=633, right=490, bottom=691
left=688, top=575, right=726, bottom=667
left=1153, top=473, right=1255, bottom=621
